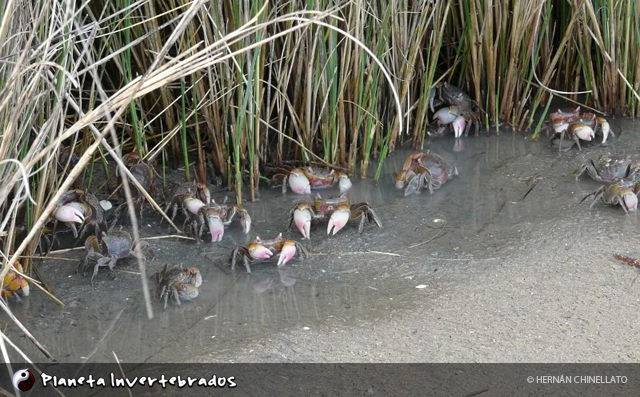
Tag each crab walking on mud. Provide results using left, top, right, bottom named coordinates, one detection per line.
left=153, top=264, right=202, bottom=309
left=395, top=151, right=458, bottom=196
left=270, top=166, right=353, bottom=194
left=575, top=154, right=640, bottom=183
left=229, top=233, right=308, bottom=273
left=581, top=180, right=639, bottom=214
left=190, top=199, right=252, bottom=243
left=49, top=189, right=107, bottom=242
left=79, top=231, right=148, bottom=284
left=547, top=107, right=614, bottom=151
left=288, top=194, right=382, bottom=240
left=430, top=82, right=481, bottom=137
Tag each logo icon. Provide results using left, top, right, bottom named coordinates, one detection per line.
left=13, top=369, right=35, bottom=391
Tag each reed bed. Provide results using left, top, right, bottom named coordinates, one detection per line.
left=0, top=0, right=638, bottom=361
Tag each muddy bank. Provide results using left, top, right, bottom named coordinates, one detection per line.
left=3, top=121, right=640, bottom=363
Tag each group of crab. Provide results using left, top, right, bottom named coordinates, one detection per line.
left=546, top=106, right=613, bottom=152
left=543, top=106, right=639, bottom=214
left=576, top=154, right=640, bottom=214
left=230, top=166, right=383, bottom=273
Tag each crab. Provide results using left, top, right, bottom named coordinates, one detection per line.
left=47, top=189, right=108, bottom=251
left=110, top=153, right=161, bottom=226
left=80, top=231, right=148, bottom=284
left=288, top=194, right=382, bottom=239
left=549, top=110, right=613, bottom=151
left=229, top=233, right=308, bottom=273
left=395, top=151, right=459, bottom=196
left=270, top=166, right=352, bottom=194
left=189, top=198, right=252, bottom=243
left=581, top=180, right=639, bottom=214
left=163, top=180, right=212, bottom=223
left=1, top=262, right=30, bottom=301
left=430, top=82, right=481, bottom=137
left=575, top=154, right=640, bottom=183
left=153, top=264, right=202, bottom=309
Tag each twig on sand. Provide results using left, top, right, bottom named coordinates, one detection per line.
left=407, top=220, right=448, bottom=249
left=613, top=254, right=640, bottom=269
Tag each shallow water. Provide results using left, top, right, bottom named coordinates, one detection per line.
left=4, top=121, right=640, bottom=363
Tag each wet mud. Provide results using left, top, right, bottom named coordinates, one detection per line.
left=3, top=119, right=640, bottom=363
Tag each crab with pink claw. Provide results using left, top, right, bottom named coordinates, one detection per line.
left=287, top=194, right=382, bottom=240
left=48, top=189, right=108, bottom=252
left=162, top=180, right=212, bottom=223
left=430, top=82, right=481, bottom=137
left=395, top=151, right=458, bottom=196
left=190, top=198, right=252, bottom=243
left=581, top=180, right=639, bottom=214
left=432, top=106, right=479, bottom=138
left=229, top=233, right=308, bottom=273
left=549, top=109, right=614, bottom=151
left=270, top=166, right=353, bottom=195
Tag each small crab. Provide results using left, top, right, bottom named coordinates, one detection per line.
left=48, top=189, right=108, bottom=250
left=80, top=231, right=147, bottom=284
left=1, top=262, right=30, bottom=301
left=229, top=233, right=308, bottom=273
left=431, top=82, right=481, bottom=137
left=395, top=151, right=458, bottom=196
left=189, top=199, right=251, bottom=243
left=288, top=194, right=382, bottom=239
left=581, top=180, right=639, bottom=214
left=110, top=153, right=160, bottom=224
left=153, top=264, right=202, bottom=309
left=163, top=180, right=212, bottom=223
left=270, top=166, right=352, bottom=194
left=575, top=154, right=640, bottom=183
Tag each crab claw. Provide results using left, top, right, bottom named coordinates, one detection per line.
left=553, top=122, right=570, bottom=134
left=277, top=240, right=297, bottom=267
left=452, top=116, right=466, bottom=138
left=395, top=170, right=408, bottom=190
left=294, top=207, right=312, bottom=240
left=327, top=206, right=350, bottom=235
left=623, top=193, right=638, bottom=212
left=54, top=204, right=85, bottom=224
left=596, top=118, right=611, bottom=144
left=184, top=197, right=205, bottom=215
left=433, top=106, right=458, bottom=125
left=240, top=210, right=252, bottom=234
left=338, top=173, right=352, bottom=193
left=249, top=243, right=273, bottom=260
left=288, top=169, right=311, bottom=194
left=573, top=124, right=594, bottom=141
left=207, top=215, right=225, bottom=242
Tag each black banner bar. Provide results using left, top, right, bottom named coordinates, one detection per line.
left=0, top=364, right=638, bottom=396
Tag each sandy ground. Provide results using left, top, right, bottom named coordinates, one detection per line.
left=3, top=121, right=640, bottom=365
